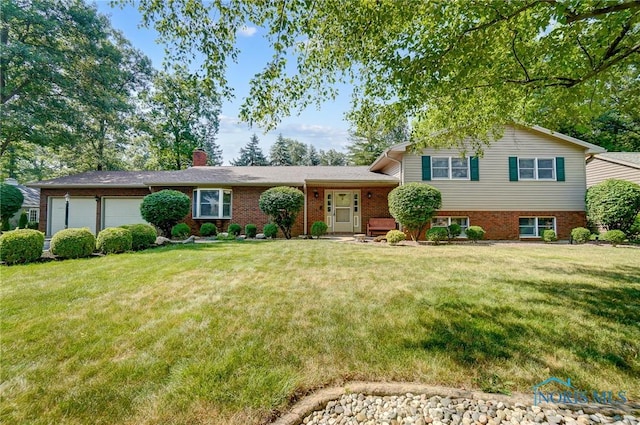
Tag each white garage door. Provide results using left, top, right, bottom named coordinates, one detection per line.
left=102, top=198, right=147, bottom=228
left=49, top=197, right=97, bottom=236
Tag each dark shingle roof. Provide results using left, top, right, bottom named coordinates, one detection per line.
left=29, top=167, right=398, bottom=188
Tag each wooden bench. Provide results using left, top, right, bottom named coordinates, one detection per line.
left=367, top=218, right=397, bottom=236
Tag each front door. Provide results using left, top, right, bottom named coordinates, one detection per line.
left=325, top=190, right=361, bottom=233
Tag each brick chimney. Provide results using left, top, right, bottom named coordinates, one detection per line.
left=193, top=148, right=207, bottom=167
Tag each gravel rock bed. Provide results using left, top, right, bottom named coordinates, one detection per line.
left=300, top=394, right=638, bottom=425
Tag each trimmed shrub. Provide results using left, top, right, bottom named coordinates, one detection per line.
left=447, top=223, right=462, bottom=241
left=388, top=183, right=442, bottom=241
left=200, top=222, right=217, bottom=237
left=228, top=223, right=242, bottom=236
left=426, top=227, right=448, bottom=245
left=171, top=223, right=191, bottom=239
left=602, top=229, right=626, bottom=246
left=18, top=211, right=28, bottom=228
left=0, top=229, right=45, bottom=264
left=97, top=227, right=133, bottom=254
left=311, top=221, right=328, bottom=238
left=140, top=190, right=191, bottom=236
left=571, top=227, right=591, bottom=244
left=27, top=221, right=39, bottom=230
left=466, top=226, right=485, bottom=243
left=120, top=224, right=157, bottom=250
left=245, top=224, right=257, bottom=238
left=50, top=228, right=96, bottom=259
left=542, top=229, right=557, bottom=243
left=263, top=223, right=278, bottom=238
left=258, top=186, right=305, bottom=239
left=586, top=179, right=640, bottom=234
left=386, top=229, right=406, bottom=245
left=0, top=183, right=24, bottom=230
left=630, top=213, right=640, bottom=240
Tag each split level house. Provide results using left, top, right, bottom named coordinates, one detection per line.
left=30, top=125, right=605, bottom=240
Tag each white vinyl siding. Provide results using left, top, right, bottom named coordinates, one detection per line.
left=586, top=158, right=640, bottom=187
left=403, top=126, right=588, bottom=211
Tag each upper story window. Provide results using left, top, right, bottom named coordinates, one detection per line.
left=432, top=157, right=470, bottom=180
left=422, top=156, right=479, bottom=181
left=518, top=158, right=555, bottom=180
left=192, top=189, right=232, bottom=219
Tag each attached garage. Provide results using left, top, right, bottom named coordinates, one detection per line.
left=48, top=197, right=97, bottom=236
left=102, top=197, right=147, bottom=228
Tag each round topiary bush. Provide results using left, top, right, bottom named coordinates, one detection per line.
left=263, top=223, right=278, bottom=238
left=388, top=183, right=442, bottom=241
left=426, top=227, right=448, bottom=245
left=258, top=186, right=305, bottom=239
left=311, top=221, right=328, bottom=238
left=386, top=229, right=406, bottom=245
left=96, top=227, right=133, bottom=254
left=466, top=225, right=485, bottom=243
left=228, top=223, right=242, bottom=236
left=200, top=222, right=217, bottom=237
left=447, top=223, right=462, bottom=240
left=171, top=223, right=191, bottom=239
left=0, top=229, right=45, bottom=264
left=542, top=229, right=557, bottom=243
left=50, top=228, right=96, bottom=259
left=602, top=229, right=626, bottom=246
left=120, top=224, right=157, bottom=250
left=140, top=190, right=191, bottom=236
left=245, top=224, right=257, bottom=238
left=571, top=227, right=591, bottom=244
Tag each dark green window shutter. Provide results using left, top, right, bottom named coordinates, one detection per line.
left=422, top=156, right=431, bottom=181
left=508, top=157, right=518, bottom=181
left=556, top=157, right=565, bottom=181
left=470, top=156, right=479, bottom=181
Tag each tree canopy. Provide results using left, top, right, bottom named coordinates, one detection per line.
left=128, top=0, right=640, bottom=152
left=231, top=134, right=269, bottom=166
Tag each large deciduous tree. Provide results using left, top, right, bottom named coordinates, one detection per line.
left=141, top=67, right=222, bottom=170
left=127, top=0, right=640, bottom=152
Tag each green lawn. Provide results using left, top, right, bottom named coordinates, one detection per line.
left=1, top=241, right=638, bottom=424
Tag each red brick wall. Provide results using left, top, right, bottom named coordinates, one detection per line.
left=428, top=210, right=586, bottom=240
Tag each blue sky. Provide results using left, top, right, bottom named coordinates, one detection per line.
left=94, top=1, right=352, bottom=164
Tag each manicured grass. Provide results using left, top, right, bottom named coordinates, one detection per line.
left=1, top=241, right=638, bottom=424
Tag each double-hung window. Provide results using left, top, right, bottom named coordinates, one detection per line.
left=518, top=158, right=555, bottom=180
left=432, top=157, right=469, bottom=180
left=192, top=189, right=232, bottom=219
left=519, top=217, right=555, bottom=237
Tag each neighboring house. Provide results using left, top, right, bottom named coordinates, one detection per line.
left=585, top=152, right=640, bottom=187
left=370, top=125, right=605, bottom=239
left=29, top=125, right=605, bottom=240
left=4, top=178, right=40, bottom=227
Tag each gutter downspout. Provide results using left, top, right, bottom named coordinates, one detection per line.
left=303, top=182, right=308, bottom=235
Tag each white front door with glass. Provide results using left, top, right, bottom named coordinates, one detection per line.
left=325, top=190, right=361, bottom=233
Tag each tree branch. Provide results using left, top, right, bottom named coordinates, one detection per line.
left=511, top=30, right=530, bottom=82
left=565, top=0, right=640, bottom=23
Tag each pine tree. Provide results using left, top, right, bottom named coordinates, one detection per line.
left=319, top=149, right=348, bottom=166
left=269, top=134, right=292, bottom=166
left=231, top=134, right=268, bottom=166
left=304, top=144, right=320, bottom=165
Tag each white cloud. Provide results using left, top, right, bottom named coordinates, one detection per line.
left=238, top=26, right=257, bottom=37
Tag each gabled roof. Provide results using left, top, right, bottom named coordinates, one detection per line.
left=588, top=152, right=640, bottom=169
left=369, top=125, right=606, bottom=171
left=29, top=167, right=398, bottom=189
